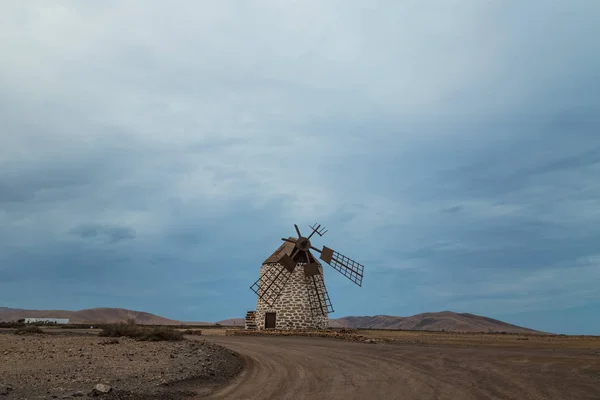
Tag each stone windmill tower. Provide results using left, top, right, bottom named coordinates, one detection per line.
left=246, top=224, right=365, bottom=330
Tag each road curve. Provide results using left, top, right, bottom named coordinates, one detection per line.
left=193, top=336, right=600, bottom=400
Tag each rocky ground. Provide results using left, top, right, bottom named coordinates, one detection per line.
left=0, top=331, right=242, bottom=399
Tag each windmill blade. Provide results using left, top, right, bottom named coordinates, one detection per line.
left=302, top=249, right=320, bottom=277
left=278, top=253, right=296, bottom=273
left=294, top=224, right=302, bottom=238
left=250, top=264, right=292, bottom=307
left=319, top=246, right=364, bottom=287
left=303, top=262, right=320, bottom=277
left=306, top=273, right=334, bottom=317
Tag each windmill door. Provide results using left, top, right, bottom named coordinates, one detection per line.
left=265, top=312, right=276, bottom=329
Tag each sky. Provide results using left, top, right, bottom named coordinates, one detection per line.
left=1, top=1, right=599, bottom=335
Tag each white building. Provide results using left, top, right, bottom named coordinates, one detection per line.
left=24, top=318, right=70, bottom=324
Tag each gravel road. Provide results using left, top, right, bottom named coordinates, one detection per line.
left=198, top=336, right=600, bottom=400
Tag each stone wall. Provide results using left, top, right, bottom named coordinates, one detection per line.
left=255, top=262, right=329, bottom=330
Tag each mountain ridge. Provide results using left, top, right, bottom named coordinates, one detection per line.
left=0, top=307, right=208, bottom=325
left=324, top=311, right=544, bottom=333
left=220, top=311, right=543, bottom=333
left=0, top=307, right=544, bottom=333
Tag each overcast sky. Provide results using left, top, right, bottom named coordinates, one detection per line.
left=1, top=1, right=599, bottom=334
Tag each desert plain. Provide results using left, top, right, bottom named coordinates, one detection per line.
left=1, top=325, right=599, bottom=400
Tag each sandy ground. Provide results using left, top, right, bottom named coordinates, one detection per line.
left=0, top=331, right=242, bottom=399
left=2, top=327, right=599, bottom=399
left=358, top=329, right=600, bottom=349
left=199, top=333, right=600, bottom=400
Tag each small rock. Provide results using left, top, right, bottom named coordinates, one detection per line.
left=0, top=384, right=13, bottom=396
left=72, top=391, right=85, bottom=397
left=90, top=383, right=112, bottom=396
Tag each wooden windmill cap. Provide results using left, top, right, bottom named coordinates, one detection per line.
left=263, top=237, right=321, bottom=265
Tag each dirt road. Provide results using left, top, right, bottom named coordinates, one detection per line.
left=197, top=336, right=600, bottom=400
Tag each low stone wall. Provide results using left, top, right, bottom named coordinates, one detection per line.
left=225, top=328, right=378, bottom=344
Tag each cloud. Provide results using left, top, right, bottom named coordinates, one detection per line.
left=69, top=223, right=136, bottom=243
left=441, top=205, right=463, bottom=215
left=0, top=1, right=599, bottom=333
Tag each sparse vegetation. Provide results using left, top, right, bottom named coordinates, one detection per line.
left=0, top=321, right=25, bottom=329
left=142, top=326, right=184, bottom=341
left=98, top=319, right=183, bottom=341
left=183, top=329, right=203, bottom=336
left=14, top=325, right=44, bottom=335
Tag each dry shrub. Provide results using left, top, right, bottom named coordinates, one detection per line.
left=142, top=327, right=184, bottom=342
left=14, top=325, right=44, bottom=335
left=183, top=329, right=203, bottom=336
left=338, top=328, right=359, bottom=334
left=99, top=319, right=183, bottom=342
left=0, top=322, right=25, bottom=329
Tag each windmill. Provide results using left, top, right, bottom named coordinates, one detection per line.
left=245, top=223, right=364, bottom=330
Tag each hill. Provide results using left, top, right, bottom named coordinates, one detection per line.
left=328, top=311, right=543, bottom=334
left=1, top=307, right=542, bottom=333
left=0, top=307, right=195, bottom=325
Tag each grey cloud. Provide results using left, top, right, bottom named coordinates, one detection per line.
left=0, top=240, right=135, bottom=285
left=0, top=166, right=96, bottom=205
left=0, top=1, right=599, bottom=331
left=438, top=147, right=600, bottom=204
left=516, top=147, right=600, bottom=177
left=69, top=223, right=136, bottom=243
left=441, top=205, right=463, bottom=214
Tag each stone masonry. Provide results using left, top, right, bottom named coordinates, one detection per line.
left=255, top=262, right=329, bottom=330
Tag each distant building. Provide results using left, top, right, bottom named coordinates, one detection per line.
left=24, top=318, right=69, bottom=325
